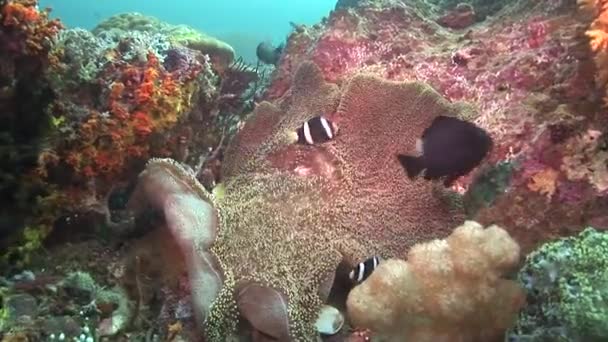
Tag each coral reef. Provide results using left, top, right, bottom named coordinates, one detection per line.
left=123, top=60, right=472, bottom=340
left=579, top=0, right=608, bottom=107
left=0, top=20, right=225, bottom=274
left=1, top=0, right=607, bottom=340
left=0, top=0, right=62, bottom=59
left=0, top=0, right=261, bottom=275
left=509, top=227, right=608, bottom=341
left=92, top=12, right=235, bottom=67
left=45, top=34, right=216, bottom=181
left=472, top=124, right=608, bottom=253
left=263, top=0, right=605, bottom=252
left=0, top=0, right=64, bottom=270
left=0, top=269, right=131, bottom=341
left=346, top=221, right=524, bottom=342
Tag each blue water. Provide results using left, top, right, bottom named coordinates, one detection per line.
left=39, top=0, right=336, bottom=63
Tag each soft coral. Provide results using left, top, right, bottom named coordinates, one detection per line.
left=579, top=0, right=608, bottom=105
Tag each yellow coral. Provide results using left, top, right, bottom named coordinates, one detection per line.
left=346, top=221, right=525, bottom=342
left=527, top=168, right=559, bottom=199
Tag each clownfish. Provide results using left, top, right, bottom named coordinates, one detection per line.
left=294, top=115, right=337, bottom=145
left=349, top=256, right=381, bottom=283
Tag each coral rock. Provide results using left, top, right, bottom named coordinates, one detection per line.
left=437, top=3, right=476, bottom=30
left=471, top=127, right=608, bottom=254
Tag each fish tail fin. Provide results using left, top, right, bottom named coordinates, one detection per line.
left=397, top=154, right=424, bottom=178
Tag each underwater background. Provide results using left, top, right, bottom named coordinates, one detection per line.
left=1, top=0, right=608, bottom=341
left=38, top=0, right=336, bottom=63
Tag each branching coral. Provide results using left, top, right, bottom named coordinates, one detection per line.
left=48, top=28, right=106, bottom=84
left=48, top=28, right=171, bottom=86
left=346, top=220, right=524, bottom=341
left=91, top=12, right=235, bottom=67
left=510, top=227, right=608, bottom=341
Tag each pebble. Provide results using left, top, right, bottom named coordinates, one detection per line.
left=314, top=305, right=344, bottom=335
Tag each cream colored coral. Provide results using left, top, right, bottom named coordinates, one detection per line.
left=346, top=221, right=525, bottom=342
left=561, top=129, right=608, bottom=192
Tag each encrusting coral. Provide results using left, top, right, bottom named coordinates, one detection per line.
left=471, top=124, right=608, bottom=254
left=346, top=220, right=525, bottom=342
left=509, top=227, right=608, bottom=341
left=0, top=0, right=63, bottom=58
left=0, top=0, right=66, bottom=271
left=125, top=61, right=480, bottom=340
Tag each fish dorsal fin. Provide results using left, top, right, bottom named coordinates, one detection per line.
left=421, top=115, right=456, bottom=138
left=431, top=115, right=453, bottom=124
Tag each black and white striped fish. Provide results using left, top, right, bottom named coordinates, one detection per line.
left=295, top=115, right=337, bottom=145
left=349, top=256, right=381, bottom=283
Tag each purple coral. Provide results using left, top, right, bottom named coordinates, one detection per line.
left=163, top=46, right=204, bottom=82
